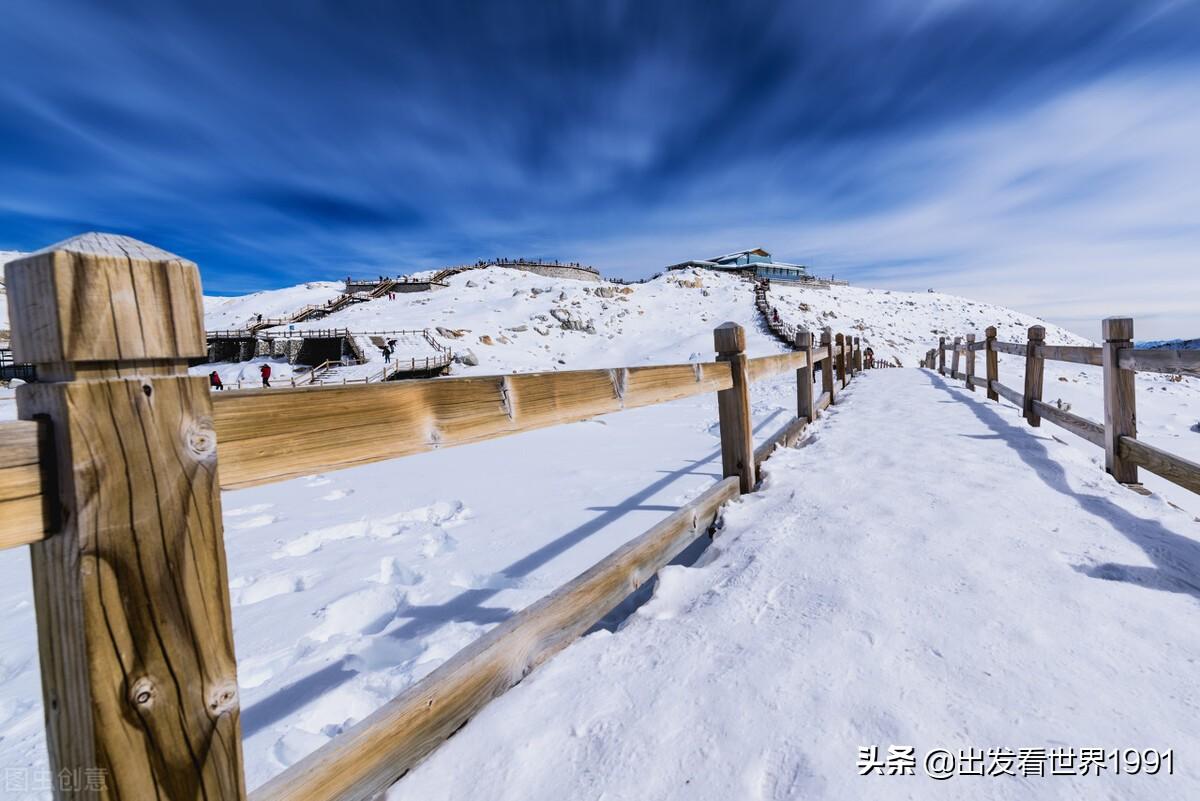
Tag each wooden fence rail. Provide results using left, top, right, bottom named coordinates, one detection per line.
left=934, top=319, right=1200, bottom=497
left=0, top=233, right=864, bottom=800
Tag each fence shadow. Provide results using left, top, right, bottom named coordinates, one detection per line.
left=241, top=409, right=785, bottom=737
left=925, top=371, right=1200, bottom=602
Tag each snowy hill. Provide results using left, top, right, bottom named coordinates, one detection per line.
left=761, top=280, right=1091, bottom=368
left=197, top=268, right=1090, bottom=378
left=0, top=250, right=24, bottom=341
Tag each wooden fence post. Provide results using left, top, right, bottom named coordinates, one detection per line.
left=1102, top=317, right=1138, bottom=484
left=985, top=326, right=998, bottom=401
left=714, top=322, right=756, bottom=494
left=795, top=329, right=815, bottom=422
left=853, top=337, right=862, bottom=373
left=1023, top=325, right=1045, bottom=427
left=8, top=234, right=246, bottom=799
left=821, top=327, right=836, bottom=405
left=950, top=336, right=961, bottom=379
left=938, top=337, right=946, bottom=375
left=835, top=333, right=847, bottom=387
left=965, top=333, right=976, bottom=392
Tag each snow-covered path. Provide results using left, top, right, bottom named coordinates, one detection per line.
left=391, top=368, right=1200, bottom=801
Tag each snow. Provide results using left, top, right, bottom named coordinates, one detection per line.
left=388, top=369, right=1200, bottom=801
left=0, top=264, right=1197, bottom=798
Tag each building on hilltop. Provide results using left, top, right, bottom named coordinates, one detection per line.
left=666, top=248, right=810, bottom=282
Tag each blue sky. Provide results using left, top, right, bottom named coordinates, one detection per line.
left=1, top=0, right=1198, bottom=338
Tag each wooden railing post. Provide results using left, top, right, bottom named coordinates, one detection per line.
left=820, top=327, right=836, bottom=405
left=985, top=326, right=998, bottom=401
left=938, top=337, right=946, bottom=375
left=965, top=333, right=977, bottom=392
left=835, top=333, right=847, bottom=387
left=853, top=336, right=862, bottom=373
left=794, top=329, right=815, bottom=422
left=1023, top=325, right=1045, bottom=427
left=1102, top=317, right=1138, bottom=484
left=8, top=234, right=246, bottom=799
left=714, top=323, right=756, bottom=494
left=950, top=336, right=961, bottom=379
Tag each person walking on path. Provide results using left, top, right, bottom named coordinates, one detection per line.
left=209, top=371, right=224, bottom=391
left=260, top=363, right=272, bottom=388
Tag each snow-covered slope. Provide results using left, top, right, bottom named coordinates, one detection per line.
left=389, top=370, right=1200, bottom=801
left=763, top=281, right=1091, bottom=368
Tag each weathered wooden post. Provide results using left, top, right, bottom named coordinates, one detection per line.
left=714, top=322, right=756, bottom=494
left=965, top=333, right=977, bottom=392
left=950, top=336, right=961, bottom=379
left=1023, top=325, right=1045, bottom=427
left=835, top=333, right=847, bottom=388
left=984, top=326, right=998, bottom=401
left=1102, top=317, right=1138, bottom=484
left=8, top=234, right=246, bottom=799
left=938, top=337, right=946, bottom=375
left=794, top=329, right=815, bottom=422
left=821, top=327, right=836, bottom=405
left=853, top=337, right=862, bottom=373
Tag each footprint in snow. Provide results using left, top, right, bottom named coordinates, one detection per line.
left=231, top=572, right=312, bottom=606
left=232, top=514, right=279, bottom=530
left=225, top=502, right=274, bottom=518
left=322, top=488, right=354, bottom=501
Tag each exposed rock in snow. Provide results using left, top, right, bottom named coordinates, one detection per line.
left=455, top=349, right=479, bottom=366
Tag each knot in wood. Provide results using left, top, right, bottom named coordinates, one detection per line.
left=129, top=676, right=156, bottom=708
left=186, top=420, right=217, bottom=458
left=207, top=681, right=239, bottom=716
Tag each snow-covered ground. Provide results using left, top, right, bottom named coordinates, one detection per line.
left=765, top=281, right=1200, bottom=514
left=390, top=369, right=1200, bottom=801
left=0, top=263, right=1196, bottom=798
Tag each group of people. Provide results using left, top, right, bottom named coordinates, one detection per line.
left=209, top=362, right=272, bottom=391
left=380, top=338, right=398, bottom=363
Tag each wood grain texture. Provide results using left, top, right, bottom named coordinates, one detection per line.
left=250, top=476, right=740, bottom=801
left=1102, top=317, right=1138, bottom=483
left=821, top=329, right=836, bottom=405
left=21, top=375, right=245, bottom=800
left=816, top=391, right=832, bottom=413
left=991, top=380, right=1024, bottom=408
left=13, top=234, right=246, bottom=800
left=1023, top=326, right=1045, bottom=427
left=965, top=334, right=977, bottom=392
left=985, top=326, right=999, bottom=402
left=992, top=341, right=1026, bottom=356
left=746, top=350, right=808, bottom=384
left=1032, top=400, right=1105, bottom=448
left=1036, top=345, right=1103, bottom=367
left=794, top=330, right=815, bottom=422
left=213, top=361, right=732, bottom=489
left=0, top=420, right=50, bottom=549
left=715, top=324, right=756, bottom=494
left=5, top=235, right=207, bottom=364
left=1120, top=437, right=1200, bottom=496
left=1118, top=348, right=1200, bottom=378
left=835, top=334, right=847, bottom=388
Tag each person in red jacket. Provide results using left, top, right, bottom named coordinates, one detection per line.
left=260, top=363, right=272, bottom=388
left=209, top=370, right=224, bottom=391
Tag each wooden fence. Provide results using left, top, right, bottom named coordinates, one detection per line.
left=0, top=233, right=865, bottom=799
left=923, top=322, right=1200, bottom=496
